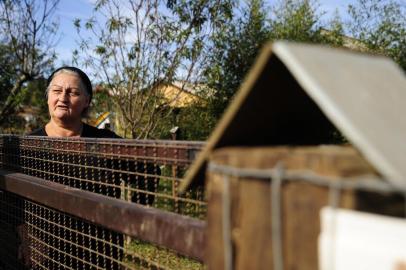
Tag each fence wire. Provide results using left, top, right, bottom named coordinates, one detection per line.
left=0, top=135, right=206, bottom=219
left=0, top=190, right=204, bottom=270
left=0, top=135, right=206, bottom=270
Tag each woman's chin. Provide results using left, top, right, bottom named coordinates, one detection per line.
left=52, top=112, right=76, bottom=123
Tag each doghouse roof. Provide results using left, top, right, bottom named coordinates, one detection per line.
left=180, top=42, right=406, bottom=191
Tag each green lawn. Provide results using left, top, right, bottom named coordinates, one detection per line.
left=124, top=239, right=205, bottom=270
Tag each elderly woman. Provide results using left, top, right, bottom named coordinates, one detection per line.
left=24, top=66, right=123, bottom=269
left=30, top=66, right=119, bottom=138
left=31, top=66, right=157, bottom=202
left=22, top=66, right=158, bottom=269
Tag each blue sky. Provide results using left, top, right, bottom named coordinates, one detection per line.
left=54, top=0, right=356, bottom=66
left=54, top=0, right=94, bottom=65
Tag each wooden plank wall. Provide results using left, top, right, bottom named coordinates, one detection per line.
left=205, top=146, right=404, bottom=270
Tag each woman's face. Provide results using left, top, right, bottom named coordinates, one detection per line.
left=47, top=73, right=90, bottom=124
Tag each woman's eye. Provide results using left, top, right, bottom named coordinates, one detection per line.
left=70, top=92, right=80, bottom=97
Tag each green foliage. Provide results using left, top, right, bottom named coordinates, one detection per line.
left=204, top=0, right=270, bottom=120
left=153, top=102, right=216, bottom=141
left=21, top=79, right=49, bottom=131
left=175, top=104, right=216, bottom=140
left=0, top=77, right=49, bottom=134
left=0, top=46, right=23, bottom=133
left=171, top=0, right=344, bottom=139
left=0, top=0, right=400, bottom=140
left=347, top=0, right=406, bottom=70
left=0, top=1, right=402, bottom=144
left=270, top=0, right=320, bottom=42
left=95, top=46, right=107, bottom=55
left=0, top=45, right=15, bottom=104
left=321, top=11, right=346, bottom=46
left=75, top=0, right=233, bottom=139
left=269, top=0, right=344, bottom=46
left=204, top=0, right=406, bottom=131
left=73, top=18, right=81, bottom=29
left=0, top=0, right=59, bottom=133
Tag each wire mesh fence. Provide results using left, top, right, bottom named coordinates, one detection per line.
left=0, top=189, right=205, bottom=270
left=0, top=135, right=206, bottom=270
left=0, top=135, right=206, bottom=219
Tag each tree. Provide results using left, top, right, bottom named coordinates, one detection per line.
left=21, top=78, right=49, bottom=131
left=204, top=0, right=270, bottom=120
left=203, top=0, right=348, bottom=123
left=347, top=0, right=406, bottom=70
left=269, top=0, right=345, bottom=46
left=74, top=0, right=233, bottom=139
left=0, top=0, right=59, bottom=131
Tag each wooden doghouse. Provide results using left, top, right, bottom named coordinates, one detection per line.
left=180, top=42, right=406, bottom=269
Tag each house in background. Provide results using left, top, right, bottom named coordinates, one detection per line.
left=87, top=112, right=111, bottom=129
left=320, top=28, right=368, bottom=51
left=153, top=81, right=209, bottom=108
left=152, top=81, right=211, bottom=139
left=88, top=81, right=209, bottom=138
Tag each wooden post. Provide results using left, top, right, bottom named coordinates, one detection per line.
left=205, top=146, right=404, bottom=270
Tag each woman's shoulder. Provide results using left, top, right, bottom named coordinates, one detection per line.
left=82, top=124, right=121, bottom=139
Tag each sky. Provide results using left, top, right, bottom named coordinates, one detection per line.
left=53, top=0, right=357, bottom=67
left=54, top=0, right=94, bottom=66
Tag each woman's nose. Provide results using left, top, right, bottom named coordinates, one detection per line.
left=58, top=91, right=69, bottom=102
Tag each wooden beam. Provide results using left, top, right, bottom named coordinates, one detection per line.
left=0, top=170, right=206, bottom=261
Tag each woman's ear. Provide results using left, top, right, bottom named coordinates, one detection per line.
left=86, top=95, right=91, bottom=106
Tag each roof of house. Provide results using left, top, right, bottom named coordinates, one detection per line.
left=180, top=41, right=406, bottom=191
left=156, top=80, right=213, bottom=108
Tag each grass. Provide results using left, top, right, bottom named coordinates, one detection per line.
left=152, top=177, right=206, bottom=219
left=122, top=165, right=207, bottom=219
left=120, top=165, right=207, bottom=269
left=124, top=239, right=205, bottom=270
